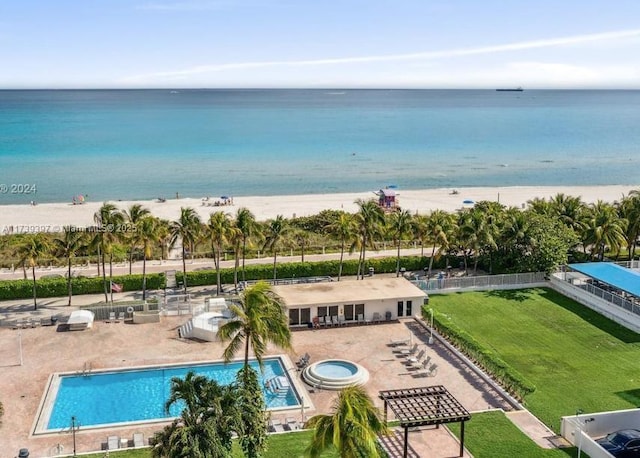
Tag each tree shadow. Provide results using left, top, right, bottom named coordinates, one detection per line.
left=484, top=288, right=535, bottom=303
left=615, top=388, right=640, bottom=406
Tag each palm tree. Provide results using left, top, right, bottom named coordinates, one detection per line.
left=53, top=227, right=83, bottom=306
left=156, top=219, right=172, bottom=262
left=262, top=215, right=289, bottom=280
left=151, top=371, right=239, bottom=458
left=138, top=216, right=160, bottom=300
left=425, top=210, right=454, bottom=277
left=354, top=199, right=385, bottom=279
left=94, top=202, right=124, bottom=302
left=292, top=228, right=312, bottom=263
left=387, top=209, right=413, bottom=277
left=122, top=204, right=150, bottom=274
left=306, top=385, right=389, bottom=458
left=412, top=214, right=429, bottom=258
left=583, top=200, right=628, bottom=260
left=325, top=212, right=356, bottom=281
left=169, top=207, right=202, bottom=294
left=619, top=191, right=640, bottom=259
left=235, top=207, right=259, bottom=282
left=217, top=281, right=292, bottom=368
left=16, top=233, right=51, bottom=310
left=207, top=211, right=232, bottom=295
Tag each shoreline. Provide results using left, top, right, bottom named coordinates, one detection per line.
left=0, top=185, right=637, bottom=233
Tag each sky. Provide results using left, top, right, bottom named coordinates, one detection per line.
left=1, top=0, right=640, bottom=89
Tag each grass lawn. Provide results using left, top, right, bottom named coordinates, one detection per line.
left=82, top=430, right=338, bottom=458
left=430, top=287, right=640, bottom=431
left=447, top=410, right=580, bottom=458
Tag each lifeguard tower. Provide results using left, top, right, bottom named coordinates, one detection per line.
left=377, top=188, right=399, bottom=211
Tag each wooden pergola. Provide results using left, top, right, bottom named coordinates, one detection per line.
left=379, top=385, right=471, bottom=458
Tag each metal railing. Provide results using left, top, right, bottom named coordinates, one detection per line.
left=238, top=276, right=334, bottom=291
left=412, top=272, right=547, bottom=292
left=557, top=273, right=640, bottom=317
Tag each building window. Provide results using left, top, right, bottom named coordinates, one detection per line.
left=355, top=304, right=365, bottom=319
left=397, top=301, right=404, bottom=317
left=344, top=304, right=354, bottom=321
left=317, top=306, right=328, bottom=318
left=289, top=308, right=300, bottom=326
left=406, top=300, right=412, bottom=316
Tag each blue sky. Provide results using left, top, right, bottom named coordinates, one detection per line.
left=1, top=0, right=639, bottom=88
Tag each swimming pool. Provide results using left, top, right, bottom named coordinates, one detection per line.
left=41, top=357, right=300, bottom=431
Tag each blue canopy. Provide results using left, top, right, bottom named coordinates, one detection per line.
left=568, top=262, right=640, bottom=298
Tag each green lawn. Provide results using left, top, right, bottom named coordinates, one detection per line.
left=430, top=287, right=640, bottom=431
left=447, top=410, right=580, bottom=458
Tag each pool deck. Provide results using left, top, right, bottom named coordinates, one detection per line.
left=0, top=313, right=511, bottom=457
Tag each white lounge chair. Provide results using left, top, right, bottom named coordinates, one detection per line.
left=406, top=349, right=425, bottom=364
left=331, top=316, right=339, bottom=326
left=107, top=312, right=115, bottom=323
left=118, top=311, right=125, bottom=321
left=357, top=313, right=365, bottom=325
left=372, top=312, right=382, bottom=323
left=285, top=417, right=299, bottom=430
left=133, top=432, right=144, bottom=447
left=268, top=418, right=285, bottom=433
left=399, top=343, right=418, bottom=356
left=338, top=315, right=346, bottom=326
left=107, top=435, right=120, bottom=450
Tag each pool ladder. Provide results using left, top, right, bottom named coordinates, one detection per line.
left=81, top=361, right=92, bottom=376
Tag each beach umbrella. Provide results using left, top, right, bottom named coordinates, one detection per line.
left=78, top=195, right=85, bottom=203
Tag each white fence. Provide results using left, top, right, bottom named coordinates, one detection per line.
left=412, top=272, right=547, bottom=293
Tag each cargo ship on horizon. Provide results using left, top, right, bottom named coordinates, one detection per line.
left=496, top=87, right=524, bottom=92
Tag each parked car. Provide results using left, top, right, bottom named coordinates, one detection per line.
left=596, top=429, right=640, bottom=457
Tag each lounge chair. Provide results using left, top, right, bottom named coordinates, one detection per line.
left=133, top=432, right=144, bottom=447
left=389, top=337, right=410, bottom=347
left=372, top=312, right=382, bottom=324
left=405, top=349, right=425, bottom=364
left=107, top=435, right=120, bottom=450
left=399, top=343, right=418, bottom=356
left=107, top=312, right=115, bottom=323
left=285, top=417, right=299, bottom=431
left=410, top=356, right=431, bottom=371
left=357, top=313, right=365, bottom=325
left=296, top=353, right=310, bottom=369
left=331, top=315, right=339, bottom=326
left=118, top=311, right=125, bottom=321
left=338, top=315, right=346, bottom=326
left=268, top=418, right=285, bottom=433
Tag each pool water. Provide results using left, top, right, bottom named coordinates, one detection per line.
left=313, top=361, right=358, bottom=379
left=47, top=358, right=298, bottom=430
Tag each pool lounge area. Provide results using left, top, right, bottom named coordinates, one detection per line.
left=34, top=355, right=309, bottom=434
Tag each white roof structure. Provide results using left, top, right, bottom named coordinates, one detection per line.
left=272, top=277, right=426, bottom=308
left=67, top=310, right=95, bottom=330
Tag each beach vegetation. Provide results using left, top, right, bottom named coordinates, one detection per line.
left=138, top=216, right=161, bottom=300
left=305, top=385, right=389, bottom=458
left=262, top=215, right=289, bottom=280
left=324, top=212, right=357, bottom=281
left=582, top=200, right=628, bottom=261
left=386, top=208, right=413, bottom=277
left=121, top=204, right=151, bottom=275
left=52, top=226, right=84, bottom=306
left=15, top=232, right=51, bottom=310
left=423, top=209, right=456, bottom=277
left=169, top=207, right=202, bottom=294
left=151, top=371, right=240, bottom=458
left=234, top=207, right=261, bottom=284
left=619, top=190, right=640, bottom=260
left=354, top=199, right=385, bottom=279
left=206, top=211, right=233, bottom=295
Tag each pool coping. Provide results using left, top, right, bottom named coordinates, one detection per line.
left=32, top=354, right=314, bottom=436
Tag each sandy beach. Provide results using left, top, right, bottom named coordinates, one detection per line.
left=1, top=185, right=638, bottom=233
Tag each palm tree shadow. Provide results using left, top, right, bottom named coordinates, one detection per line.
left=484, top=289, right=534, bottom=303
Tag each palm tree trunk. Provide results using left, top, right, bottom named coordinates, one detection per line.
left=129, top=249, right=133, bottom=275
left=142, top=244, right=148, bottom=301
left=67, top=257, right=72, bottom=306
left=109, top=253, right=114, bottom=304
left=182, top=245, right=188, bottom=294
left=32, top=264, right=37, bottom=310
left=233, top=245, right=240, bottom=289
left=396, top=240, right=401, bottom=277
left=301, top=241, right=305, bottom=263
left=273, top=251, right=278, bottom=280
left=101, top=244, right=108, bottom=303
left=338, top=239, right=345, bottom=281
left=244, top=331, right=250, bottom=368
left=216, top=247, right=222, bottom=296
left=241, top=238, right=247, bottom=282
left=428, top=245, right=436, bottom=277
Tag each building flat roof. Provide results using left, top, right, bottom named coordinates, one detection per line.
left=272, top=277, right=426, bottom=307
left=568, top=262, right=640, bottom=298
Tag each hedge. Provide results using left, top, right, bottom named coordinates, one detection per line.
left=0, top=273, right=165, bottom=301
left=424, top=306, right=536, bottom=401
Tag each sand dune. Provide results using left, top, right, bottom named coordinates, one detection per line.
left=0, top=185, right=637, bottom=234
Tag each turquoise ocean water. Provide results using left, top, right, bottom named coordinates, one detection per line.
left=1, top=89, right=639, bottom=204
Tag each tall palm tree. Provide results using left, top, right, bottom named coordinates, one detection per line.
left=169, top=207, right=202, bottom=294
left=122, top=204, right=150, bottom=274
left=53, top=227, right=83, bottom=306
left=354, top=199, right=385, bottom=279
left=583, top=200, right=628, bottom=261
left=94, top=202, right=124, bottom=302
left=235, top=207, right=259, bottom=282
left=207, top=211, right=232, bottom=295
left=325, top=212, right=356, bottom=281
left=16, top=233, right=51, bottom=310
left=138, top=216, right=160, bottom=300
left=425, top=210, right=454, bottom=277
left=217, top=281, right=292, bottom=368
left=156, top=219, right=172, bottom=262
left=387, top=209, right=413, bottom=277
left=151, top=371, right=239, bottom=458
left=292, top=228, right=312, bottom=263
left=412, top=214, right=429, bottom=258
left=306, top=385, right=389, bottom=458
left=262, top=215, right=289, bottom=280
left=619, top=191, right=640, bottom=259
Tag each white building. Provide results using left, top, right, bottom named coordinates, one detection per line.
left=272, top=277, right=427, bottom=328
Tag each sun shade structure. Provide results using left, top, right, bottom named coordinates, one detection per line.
left=568, top=262, right=640, bottom=299
left=67, top=310, right=95, bottom=331
left=379, top=385, right=471, bottom=457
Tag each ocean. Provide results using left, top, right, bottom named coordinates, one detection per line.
left=0, top=89, right=639, bottom=204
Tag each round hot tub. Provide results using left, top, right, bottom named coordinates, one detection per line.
left=302, top=359, right=369, bottom=390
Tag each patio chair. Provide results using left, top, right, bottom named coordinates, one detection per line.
left=331, top=316, right=339, bottom=326
left=338, top=315, right=346, bottom=326
left=405, top=349, right=425, bottom=364
left=389, top=337, right=410, bottom=347
left=118, top=311, right=125, bottom=321
left=399, top=343, right=418, bottom=356
left=285, top=417, right=299, bottom=431
left=107, top=312, right=115, bottom=323
left=410, top=356, right=431, bottom=371
left=372, top=312, right=382, bottom=324
left=107, top=435, right=120, bottom=450
left=133, top=432, right=144, bottom=447
left=357, top=313, right=365, bottom=325
left=268, top=418, right=285, bottom=433
left=296, top=353, right=310, bottom=369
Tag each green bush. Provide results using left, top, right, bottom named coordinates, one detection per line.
left=424, top=306, right=536, bottom=400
